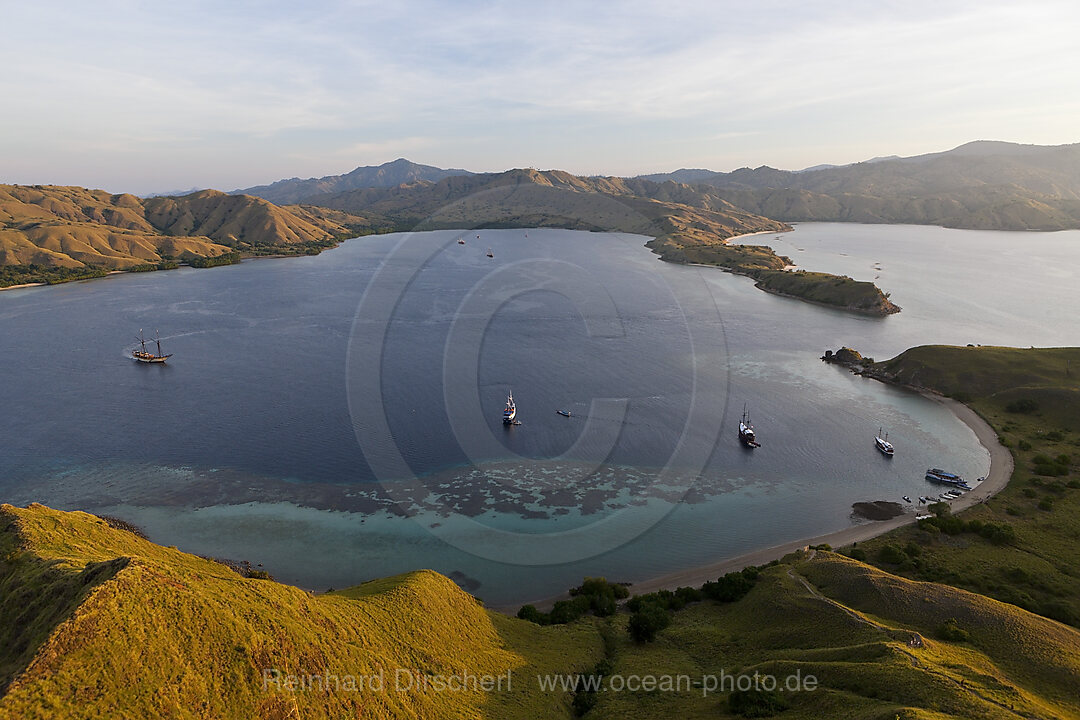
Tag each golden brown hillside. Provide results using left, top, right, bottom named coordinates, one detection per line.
left=0, top=503, right=603, bottom=719
left=0, top=185, right=366, bottom=276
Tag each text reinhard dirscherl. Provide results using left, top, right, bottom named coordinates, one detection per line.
left=261, top=668, right=818, bottom=698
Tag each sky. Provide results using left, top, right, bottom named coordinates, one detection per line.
left=2, top=0, right=1079, bottom=195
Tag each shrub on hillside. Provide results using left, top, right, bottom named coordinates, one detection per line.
left=935, top=618, right=970, bottom=642
left=628, top=604, right=672, bottom=643
left=1006, top=398, right=1039, bottom=414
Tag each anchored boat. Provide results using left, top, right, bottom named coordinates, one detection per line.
left=738, top=405, right=760, bottom=448
left=874, top=428, right=895, bottom=456
left=503, top=390, right=516, bottom=425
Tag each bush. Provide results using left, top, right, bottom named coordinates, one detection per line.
left=1023, top=488, right=1037, bottom=498
left=848, top=548, right=867, bottom=562
left=728, top=688, right=790, bottom=717
left=516, top=604, right=544, bottom=624
left=1006, top=398, right=1039, bottom=414
left=702, top=568, right=758, bottom=603
left=878, top=544, right=908, bottom=565
left=1039, top=498, right=1054, bottom=511
left=1018, top=439, right=1033, bottom=451
left=628, top=604, right=671, bottom=643
left=569, top=576, right=628, bottom=617
left=936, top=618, right=970, bottom=642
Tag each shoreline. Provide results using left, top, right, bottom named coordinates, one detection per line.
left=498, top=388, right=1013, bottom=614
left=0, top=281, right=46, bottom=291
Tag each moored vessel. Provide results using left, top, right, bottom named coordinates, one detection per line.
left=738, top=405, right=760, bottom=448
left=874, top=428, right=894, bottom=456
left=503, top=390, right=516, bottom=424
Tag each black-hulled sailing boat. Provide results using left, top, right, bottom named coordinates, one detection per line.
left=132, top=329, right=171, bottom=363
left=739, top=405, right=760, bottom=448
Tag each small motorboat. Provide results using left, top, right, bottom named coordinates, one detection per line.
left=556, top=410, right=572, bottom=417
left=486, top=248, right=494, bottom=258
left=902, top=495, right=911, bottom=503
left=458, top=238, right=465, bottom=245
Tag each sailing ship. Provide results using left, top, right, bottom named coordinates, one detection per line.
left=503, top=390, right=516, bottom=424
left=132, top=329, right=171, bottom=364
left=738, top=405, right=759, bottom=448
left=874, top=428, right=895, bottom=456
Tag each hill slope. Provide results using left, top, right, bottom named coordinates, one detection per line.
left=4, top=503, right=1080, bottom=717
left=595, top=552, right=1080, bottom=718
left=852, top=346, right=1080, bottom=631
left=0, top=185, right=367, bottom=284
left=643, top=141, right=1080, bottom=230
left=0, top=503, right=602, bottom=719
left=235, top=158, right=475, bottom=205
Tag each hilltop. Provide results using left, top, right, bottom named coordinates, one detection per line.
left=3, top=503, right=1080, bottom=718
left=0, top=503, right=603, bottom=719
left=0, top=185, right=370, bottom=286
left=234, top=158, right=475, bottom=206
left=642, top=141, right=1080, bottom=230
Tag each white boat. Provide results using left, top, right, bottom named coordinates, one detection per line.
left=875, top=428, right=894, bottom=456
left=503, top=390, right=516, bottom=424
left=132, top=329, right=171, bottom=364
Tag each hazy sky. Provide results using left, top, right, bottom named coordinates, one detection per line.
left=3, top=1, right=1078, bottom=195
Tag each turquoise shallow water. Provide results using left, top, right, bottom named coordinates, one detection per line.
left=3, top=224, right=1074, bottom=604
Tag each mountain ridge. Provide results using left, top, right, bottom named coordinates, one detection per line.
left=637, top=141, right=1080, bottom=230
left=233, top=158, right=475, bottom=205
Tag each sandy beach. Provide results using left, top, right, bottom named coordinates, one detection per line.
left=502, top=390, right=1013, bottom=613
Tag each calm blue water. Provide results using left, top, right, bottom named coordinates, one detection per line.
left=2, top=224, right=1076, bottom=604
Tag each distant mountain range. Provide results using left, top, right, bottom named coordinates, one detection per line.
left=639, top=141, right=1080, bottom=230
left=232, top=141, right=1080, bottom=232
left=232, top=158, right=474, bottom=205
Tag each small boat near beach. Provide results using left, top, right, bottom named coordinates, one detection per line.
left=902, top=495, right=911, bottom=503
left=556, top=409, right=572, bottom=417
left=486, top=248, right=494, bottom=258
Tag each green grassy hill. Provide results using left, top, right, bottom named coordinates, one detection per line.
left=6, top=501, right=1080, bottom=718
left=850, top=346, right=1080, bottom=633
left=556, top=552, right=1080, bottom=719
left=0, top=503, right=602, bottom=719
